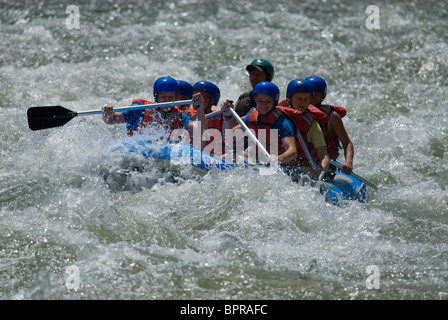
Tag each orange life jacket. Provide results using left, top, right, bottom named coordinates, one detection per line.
left=206, top=111, right=223, bottom=132
left=277, top=105, right=329, bottom=167
left=202, top=111, right=225, bottom=156
left=247, top=107, right=286, bottom=160
left=128, top=99, right=183, bottom=136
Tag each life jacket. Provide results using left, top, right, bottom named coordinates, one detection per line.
left=316, top=104, right=346, bottom=159
left=277, top=105, right=329, bottom=167
left=128, top=98, right=183, bottom=136
left=206, top=111, right=224, bottom=132
left=202, top=111, right=225, bottom=156
left=247, top=107, right=286, bottom=160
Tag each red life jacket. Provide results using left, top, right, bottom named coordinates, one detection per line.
left=318, top=104, right=346, bottom=118
left=128, top=98, right=183, bottom=136
left=247, top=107, right=286, bottom=159
left=277, top=105, right=329, bottom=167
left=316, top=104, right=346, bottom=159
left=206, top=111, right=224, bottom=132
left=203, top=111, right=225, bottom=156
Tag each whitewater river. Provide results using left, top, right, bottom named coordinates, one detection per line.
left=1, top=0, right=447, bottom=301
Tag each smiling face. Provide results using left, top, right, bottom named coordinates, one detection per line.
left=254, top=93, right=276, bottom=115
left=156, top=92, right=177, bottom=111
left=249, top=69, right=268, bottom=89
left=290, top=92, right=312, bottom=112
left=193, top=89, right=212, bottom=108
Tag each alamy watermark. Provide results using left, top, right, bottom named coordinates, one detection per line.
left=65, top=265, right=80, bottom=292
left=366, top=265, right=380, bottom=289
left=63, top=5, right=381, bottom=33
left=65, top=5, right=80, bottom=29
left=365, top=5, right=380, bottom=30
left=168, top=124, right=279, bottom=175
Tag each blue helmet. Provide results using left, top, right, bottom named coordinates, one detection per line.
left=305, top=76, right=327, bottom=94
left=153, top=76, right=179, bottom=96
left=193, top=81, right=220, bottom=105
left=177, top=80, right=194, bottom=99
left=286, top=79, right=314, bottom=98
left=253, top=81, right=280, bottom=101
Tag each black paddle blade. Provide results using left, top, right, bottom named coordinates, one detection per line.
left=27, top=106, right=78, bottom=130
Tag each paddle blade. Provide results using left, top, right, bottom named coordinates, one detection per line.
left=27, top=106, right=77, bottom=130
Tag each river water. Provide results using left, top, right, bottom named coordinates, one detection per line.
left=1, top=0, right=447, bottom=300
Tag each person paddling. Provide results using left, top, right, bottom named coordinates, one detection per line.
left=230, top=81, right=297, bottom=165
left=186, top=80, right=224, bottom=155
left=306, top=76, right=354, bottom=175
left=281, top=79, right=330, bottom=179
left=102, top=76, right=206, bottom=147
left=176, top=79, right=197, bottom=119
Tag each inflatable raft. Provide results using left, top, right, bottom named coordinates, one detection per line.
left=115, top=140, right=369, bottom=205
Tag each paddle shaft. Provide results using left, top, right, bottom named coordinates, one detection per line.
left=205, top=110, right=223, bottom=119
left=78, top=100, right=193, bottom=116
left=228, top=106, right=271, bottom=159
left=330, top=159, right=378, bottom=190
left=296, top=131, right=318, bottom=171
left=81, top=102, right=219, bottom=119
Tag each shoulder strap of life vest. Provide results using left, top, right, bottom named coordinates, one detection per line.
left=319, top=104, right=347, bottom=118
left=308, top=104, right=330, bottom=124
left=277, top=106, right=314, bottom=134
left=248, top=107, right=283, bottom=128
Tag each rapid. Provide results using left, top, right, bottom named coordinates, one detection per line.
left=1, top=0, right=447, bottom=300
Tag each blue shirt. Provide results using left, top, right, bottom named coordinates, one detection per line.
left=243, top=111, right=295, bottom=139
left=122, top=101, right=191, bottom=132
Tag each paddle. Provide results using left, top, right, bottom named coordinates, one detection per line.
left=227, top=106, right=271, bottom=161
left=205, top=110, right=223, bottom=119
left=27, top=100, right=193, bottom=131
left=295, top=131, right=319, bottom=172
left=330, top=159, right=378, bottom=190
left=298, top=130, right=377, bottom=189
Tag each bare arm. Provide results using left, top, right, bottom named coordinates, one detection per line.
left=278, top=136, right=298, bottom=164
left=329, top=112, right=354, bottom=174
left=307, top=121, right=330, bottom=178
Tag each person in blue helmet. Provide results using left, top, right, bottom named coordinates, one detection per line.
left=176, top=80, right=196, bottom=119
left=102, top=76, right=206, bottom=144
left=306, top=76, right=354, bottom=175
left=231, top=81, right=297, bottom=165
left=282, top=79, right=330, bottom=178
left=191, top=80, right=227, bottom=155
left=191, top=80, right=221, bottom=124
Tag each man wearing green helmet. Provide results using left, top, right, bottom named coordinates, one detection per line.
left=232, top=58, right=275, bottom=118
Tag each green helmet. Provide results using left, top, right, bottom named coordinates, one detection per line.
left=246, top=59, right=274, bottom=81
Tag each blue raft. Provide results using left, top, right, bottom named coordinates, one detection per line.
left=116, top=140, right=370, bottom=204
